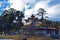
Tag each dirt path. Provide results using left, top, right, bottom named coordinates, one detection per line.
left=0, top=35, right=60, bottom=40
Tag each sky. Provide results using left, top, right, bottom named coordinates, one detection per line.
left=0, top=0, right=60, bottom=21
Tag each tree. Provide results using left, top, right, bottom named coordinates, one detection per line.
left=14, top=11, right=24, bottom=28
left=1, top=10, right=9, bottom=16
left=36, top=8, right=48, bottom=26
left=8, top=8, right=16, bottom=14
left=0, top=8, right=25, bottom=35
left=0, top=8, right=23, bottom=34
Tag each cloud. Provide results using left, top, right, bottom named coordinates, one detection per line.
left=30, top=0, right=60, bottom=19
left=5, top=0, right=60, bottom=20
left=46, top=4, right=60, bottom=18
left=7, top=0, right=40, bottom=10
left=6, top=0, right=41, bottom=19
left=7, top=0, right=24, bottom=11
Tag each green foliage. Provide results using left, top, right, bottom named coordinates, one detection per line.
left=42, top=19, right=60, bottom=28
left=0, top=8, right=24, bottom=33
left=0, top=8, right=60, bottom=34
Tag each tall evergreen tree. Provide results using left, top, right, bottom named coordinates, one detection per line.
left=37, top=8, right=48, bottom=26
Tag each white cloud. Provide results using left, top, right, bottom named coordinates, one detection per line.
left=5, top=0, right=60, bottom=19
left=6, top=0, right=40, bottom=19
left=25, top=9, right=34, bottom=19
left=33, top=0, right=60, bottom=18
left=46, top=4, right=60, bottom=18
left=8, top=0, right=25, bottom=11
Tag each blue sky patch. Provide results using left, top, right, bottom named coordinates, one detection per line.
left=0, top=0, right=10, bottom=15
left=49, top=0, right=60, bottom=6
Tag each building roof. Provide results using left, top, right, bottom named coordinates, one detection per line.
left=33, top=27, right=57, bottom=30
left=22, top=26, right=57, bottom=31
